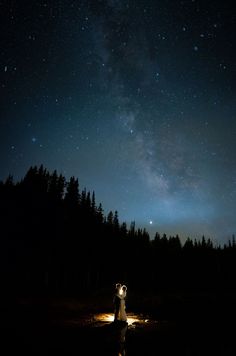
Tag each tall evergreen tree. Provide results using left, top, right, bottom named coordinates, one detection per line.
left=65, top=176, right=79, bottom=207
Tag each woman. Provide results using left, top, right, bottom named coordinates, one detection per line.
left=119, top=285, right=127, bottom=322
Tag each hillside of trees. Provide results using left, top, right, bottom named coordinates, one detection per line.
left=1, top=165, right=236, bottom=297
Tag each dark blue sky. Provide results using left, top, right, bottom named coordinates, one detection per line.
left=1, top=0, right=236, bottom=243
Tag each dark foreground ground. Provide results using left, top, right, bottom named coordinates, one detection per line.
left=1, top=289, right=236, bottom=355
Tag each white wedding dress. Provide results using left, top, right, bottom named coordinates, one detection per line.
left=118, top=289, right=127, bottom=322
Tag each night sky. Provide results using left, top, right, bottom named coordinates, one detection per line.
left=1, top=0, right=236, bottom=243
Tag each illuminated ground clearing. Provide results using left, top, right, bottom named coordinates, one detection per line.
left=53, top=311, right=158, bottom=329
left=94, top=313, right=151, bottom=326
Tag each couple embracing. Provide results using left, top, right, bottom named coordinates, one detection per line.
left=113, top=283, right=127, bottom=322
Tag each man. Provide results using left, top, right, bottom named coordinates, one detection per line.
left=113, top=283, right=122, bottom=322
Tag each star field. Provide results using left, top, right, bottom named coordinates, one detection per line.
left=1, top=0, right=236, bottom=243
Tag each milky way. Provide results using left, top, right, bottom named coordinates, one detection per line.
left=1, top=0, right=236, bottom=243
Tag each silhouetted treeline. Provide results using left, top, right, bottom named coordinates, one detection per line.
left=0, top=165, right=236, bottom=296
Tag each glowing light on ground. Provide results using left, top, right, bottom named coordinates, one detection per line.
left=94, top=313, right=147, bottom=326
